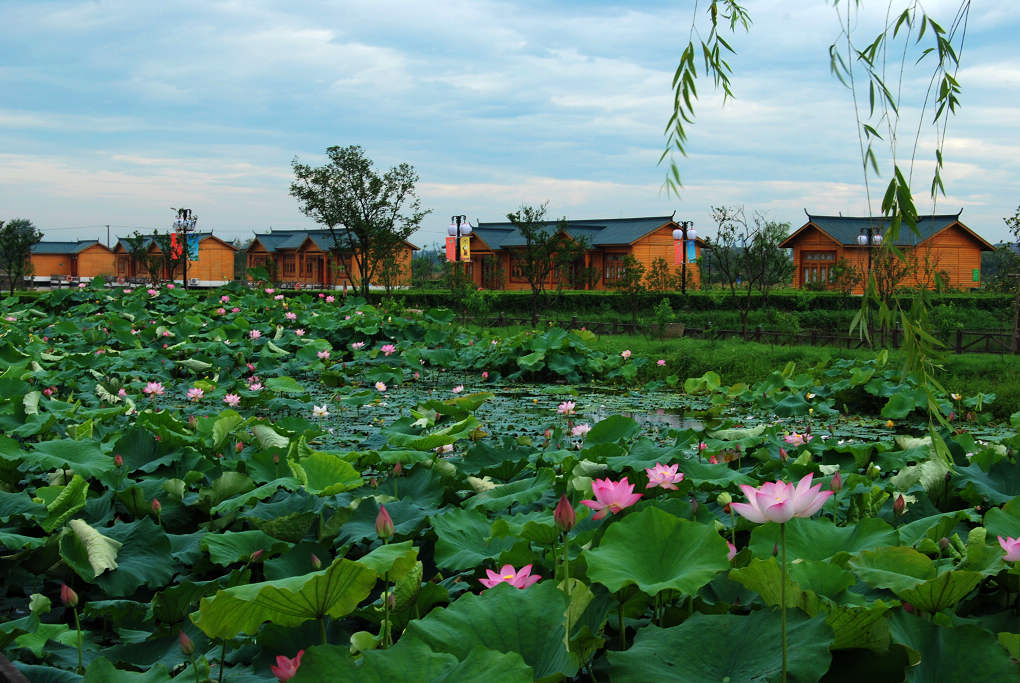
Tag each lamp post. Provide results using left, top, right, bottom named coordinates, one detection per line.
left=857, top=227, right=883, bottom=289
left=448, top=215, right=472, bottom=262
left=173, top=209, right=198, bottom=289
left=673, top=221, right=696, bottom=294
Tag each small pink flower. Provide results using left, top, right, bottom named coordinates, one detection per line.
left=645, top=462, right=684, bottom=490
left=998, top=536, right=1020, bottom=562
left=265, top=288, right=275, bottom=294
left=375, top=504, right=395, bottom=539
left=186, top=387, right=204, bottom=402
left=479, top=564, right=541, bottom=590
left=452, top=385, right=464, bottom=394
left=216, top=307, right=226, bottom=315
left=731, top=473, right=833, bottom=525
left=557, top=401, right=576, bottom=415
left=620, top=349, right=631, bottom=359
left=250, top=329, right=262, bottom=340
left=326, top=295, right=335, bottom=303
left=285, top=312, right=297, bottom=320
left=318, top=293, right=325, bottom=298
left=571, top=423, right=591, bottom=438
left=117, top=388, right=127, bottom=397
left=317, top=350, right=330, bottom=360
left=166, top=283, right=175, bottom=289
left=223, top=393, right=241, bottom=407
left=482, top=371, right=489, bottom=380
left=783, top=433, right=813, bottom=447
left=727, top=541, right=738, bottom=561
left=271, top=650, right=304, bottom=681
left=248, top=382, right=263, bottom=391
left=581, top=477, right=642, bottom=520
left=43, top=387, right=54, bottom=397
left=147, top=288, right=158, bottom=296
left=375, top=381, right=387, bottom=392
left=380, top=344, right=396, bottom=356
left=220, top=295, right=230, bottom=303
left=413, top=371, right=420, bottom=379
left=657, top=359, right=666, bottom=366
left=231, top=307, right=240, bottom=313
left=351, top=341, right=365, bottom=351
left=143, top=381, right=165, bottom=396
left=274, top=294, right=284, bottom=300
left=78, top=282, right=87, bottom=288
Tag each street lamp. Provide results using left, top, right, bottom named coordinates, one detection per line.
left=857, top=226, right=883, bottom=287
left=448, top=215, right=472, bottom=262
left=173, top=209, right=198, bottom=289
left=673, top=220, right=696, bottom=294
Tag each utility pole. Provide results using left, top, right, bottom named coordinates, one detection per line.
left=1012, top=272, right=1019, bottom=354
left=106, top=225, right=110, bottom=248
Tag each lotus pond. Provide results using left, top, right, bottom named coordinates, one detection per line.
left=1, top=281, right=1019, bottom=681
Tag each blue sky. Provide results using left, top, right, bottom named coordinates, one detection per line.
left=2, top=1, right=1017, bottom=248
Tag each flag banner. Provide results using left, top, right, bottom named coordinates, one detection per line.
left=445, top=236, right=456, bottom=262
left=459, top=235, right=471, bottom=262
left=674, top=241, right=682, bottom=265
left=687, top=239, right=697, bottom=264
left=187, top=235, right=200, bottom=261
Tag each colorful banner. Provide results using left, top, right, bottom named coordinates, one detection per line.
left=445, top=236, right=456, bottom=262
left=674, top=240, right=682, bottom=265
left=187, top=234, right=200, bottom=261
left=686, top=239, right=697, bottom=264
left=459, top=235, right=471, bottom=262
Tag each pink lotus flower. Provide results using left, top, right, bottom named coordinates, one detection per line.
left=620, top=349, right=632, bottom=359
left=43, top=387, right=54, bottom=397
left=645, top=462, right=684, bottom=490
left=554, top=495, right=576, bottom=532
left=60, top=583, right=78, bottom=607
left=274, top=294, right=284, bottom=300
left=285, top=312, right=297, bottom=320
left=143, top=381, right=165, bottom=396
left=731, top=473, right=833, bottom=524
left=78, top=282, right=87, bottom=288
left=326, top=295, right=335, bottom=303
left=147, top=288, right=158, bottom=296
left=265, top=288, right=275, bottom=294
left=117, top=388, right=127, bottom=397
left=571, top=423, right=591, bottom=437
left=216, top=307, right=226, bottom=315
left=381, top=344, right=396, bottom=356
left=250, top=329, right=262, bottom=340
left=557, top=401, right=576, bottom=415
left=452, top=385, right=464, bottom=394
left=248, top=382, right=263, bottom=391
left=657, top=359, right=666, bottom=366
left=479, top=564, right=541, bottom=590
left=231, top=307, right=240, bottom=313
left=375, top=381, right=387, bottom=392
left=186, top=387, right=204, bottom=402
left=482, top=371, right=489, bottom=380
left=727, top=541, right=738, bottom=561
left=317, top=350, right=330, bottom=360
left=295, top=328, right=305, bottom=336
left=581, top=477, right=643, bottom=520
left=220, top=295, right=230, bottom=303
left=998, top=536, right=1020, bottom=562
left=376, top=504, right=394, bottom=539
left=783, top=433, right=813, bottom=447
left=223, top=393, right=241, bottom=407
left=271, top=650, right=304, bottom=681
left=351, top=341, right=365, bottom=351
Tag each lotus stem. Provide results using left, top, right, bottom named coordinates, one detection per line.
left=781, top=522, right=788, bottom=683
left=218, top=640, right=226, bottom=683
left=73, top=605, right=83, bottom=674
left=618, top=603, right=625, bottom=649
left=320, top=615, right=327, bottom=646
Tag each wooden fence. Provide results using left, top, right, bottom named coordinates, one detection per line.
left=477, top=314, right=1018, bottom=355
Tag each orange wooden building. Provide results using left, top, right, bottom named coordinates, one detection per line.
left=29, top=241, right=115, bottom=281
left=464, top=216, right=704, bottom=290
left=112, top=233, right=237, bottom=284
left=246, top=229, right=417, bottom=289
left=780, top=212, right=994, bottom=293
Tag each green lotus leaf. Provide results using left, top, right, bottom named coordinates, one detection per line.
left=355, top=540, right=419, bottom=582
left=955, top=458, right=1020, bottom=506
left=608, top=610, right=833, bottom=683
left=0, top=490, right=46, bottom=523
left=849, top=546, right=934, bottom=594
left=983, top=496, right=1020, bottom=539
left=749, top=516, right=897, bottom=562
left=584, top=415, right=640, bottom=445
left=462, top=468, right=555, bottom=512
left=201, top=530, right=293, bottom=566
left=60, top=519, right=123, bottom=579
left=897, top=570, right=984, bottom=612
left=888, top=611, right=1018, bottom=681
left=39, top=474, right=89, bottom=532
left=404, top=581, right=576, bottom=682
left=265, top=376, right=306, bottom=394
left=431, top=507, right=516, bottom=571
left=192, top=556, right=377, bottom=639
left=289, top=451, right=363, bottom=495
left=253, top=424, right=290, bottom=450
left=584, top=507, right=730, bottom=596
left=26, top=439, right=114, bottom=480
left=83, top=656, right=172, bottom=682
left=90, top=518, right=175, bottom=597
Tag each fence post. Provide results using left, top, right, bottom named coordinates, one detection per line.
left=955, top=329, right=963, bottom=354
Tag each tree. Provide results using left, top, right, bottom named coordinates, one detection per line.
left=290, top=145, right=429, bottom=298
left=123, top=232, right=149, bottom=280
left=645, top=257, right=680, bottom=291
left=610, top=255, right=647, bottom=324
left=748, top=218, right=792, bottom=306
left=0, top=218, right=42, bottom=294
left=151, top=231, right=182, bottom=284
left=505, top=203, right=582, bottom=325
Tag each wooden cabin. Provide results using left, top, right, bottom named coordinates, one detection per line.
left=113, top=233, right=237, bottom=284
left=464, top=216, right=705, bottom=290
left=247, top=229, right=417, bottom=289
left=30, top=241, right=115, bottom=282
left=780, top=212, right=994, bottom=293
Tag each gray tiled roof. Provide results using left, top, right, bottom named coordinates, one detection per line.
left=252, top=229, right=418, bottom=251
left=114, top=232, right=218, bottom=251
left=32, top=240, right=102, bottom=254
left=794, top=213, right=991, bottom=249
left=473, top=216, right=676, bottom=249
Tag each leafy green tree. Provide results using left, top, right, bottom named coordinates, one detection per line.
left=0, top=218, right=42, bottom=294
left=123, top=231, right=149, bottom=280
left=290, top=145, right=429, bottom=298
left=505, top=203, right=580, bottom=325
left=645, top=257, right=680, bottom=291
left=151, top=231, right=182, bottom=284
left=610, top=255, right=647, bottom=324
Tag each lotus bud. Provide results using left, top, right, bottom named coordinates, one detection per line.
left=708, top=455, right=719, bottom=464
left=273, top=454, right=279, bottom=464
left=179, top=630, right=194, bottom=656
left=393, top=462, right=403, bottom=477
left=114, top=454, right=123, bottom=467
left=893, top=494, right=905, bottom=516
left=235, top=441, right=244, bottom=453
left=376, top=504, right=395, bottom=540
left=60, top=583, right=78, bottom=608
left=151, top=498, right=162, bottom=514
left=772, top=543, right=779, bottom=557
left=779, top=448, right=788, bottom=461
left=698, top=442, right=707, bottom=452
left=250, top=549, right=264, bottom=562
left=831, top=470, right=842, bottom=493
left=554, top=495, right=576, bottom=532
left=311, top=553, right=322, bottom=570
left=689, top=496, right=699, bottom=515
left=866, top=463, right=881, bottom=480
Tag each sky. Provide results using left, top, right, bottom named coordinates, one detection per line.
left=1, top=0, right=1017, bottom=249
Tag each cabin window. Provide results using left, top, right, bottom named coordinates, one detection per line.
left=604, top=253, right=626, bottom=284
left=801, top=251, right=835, bottom=285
